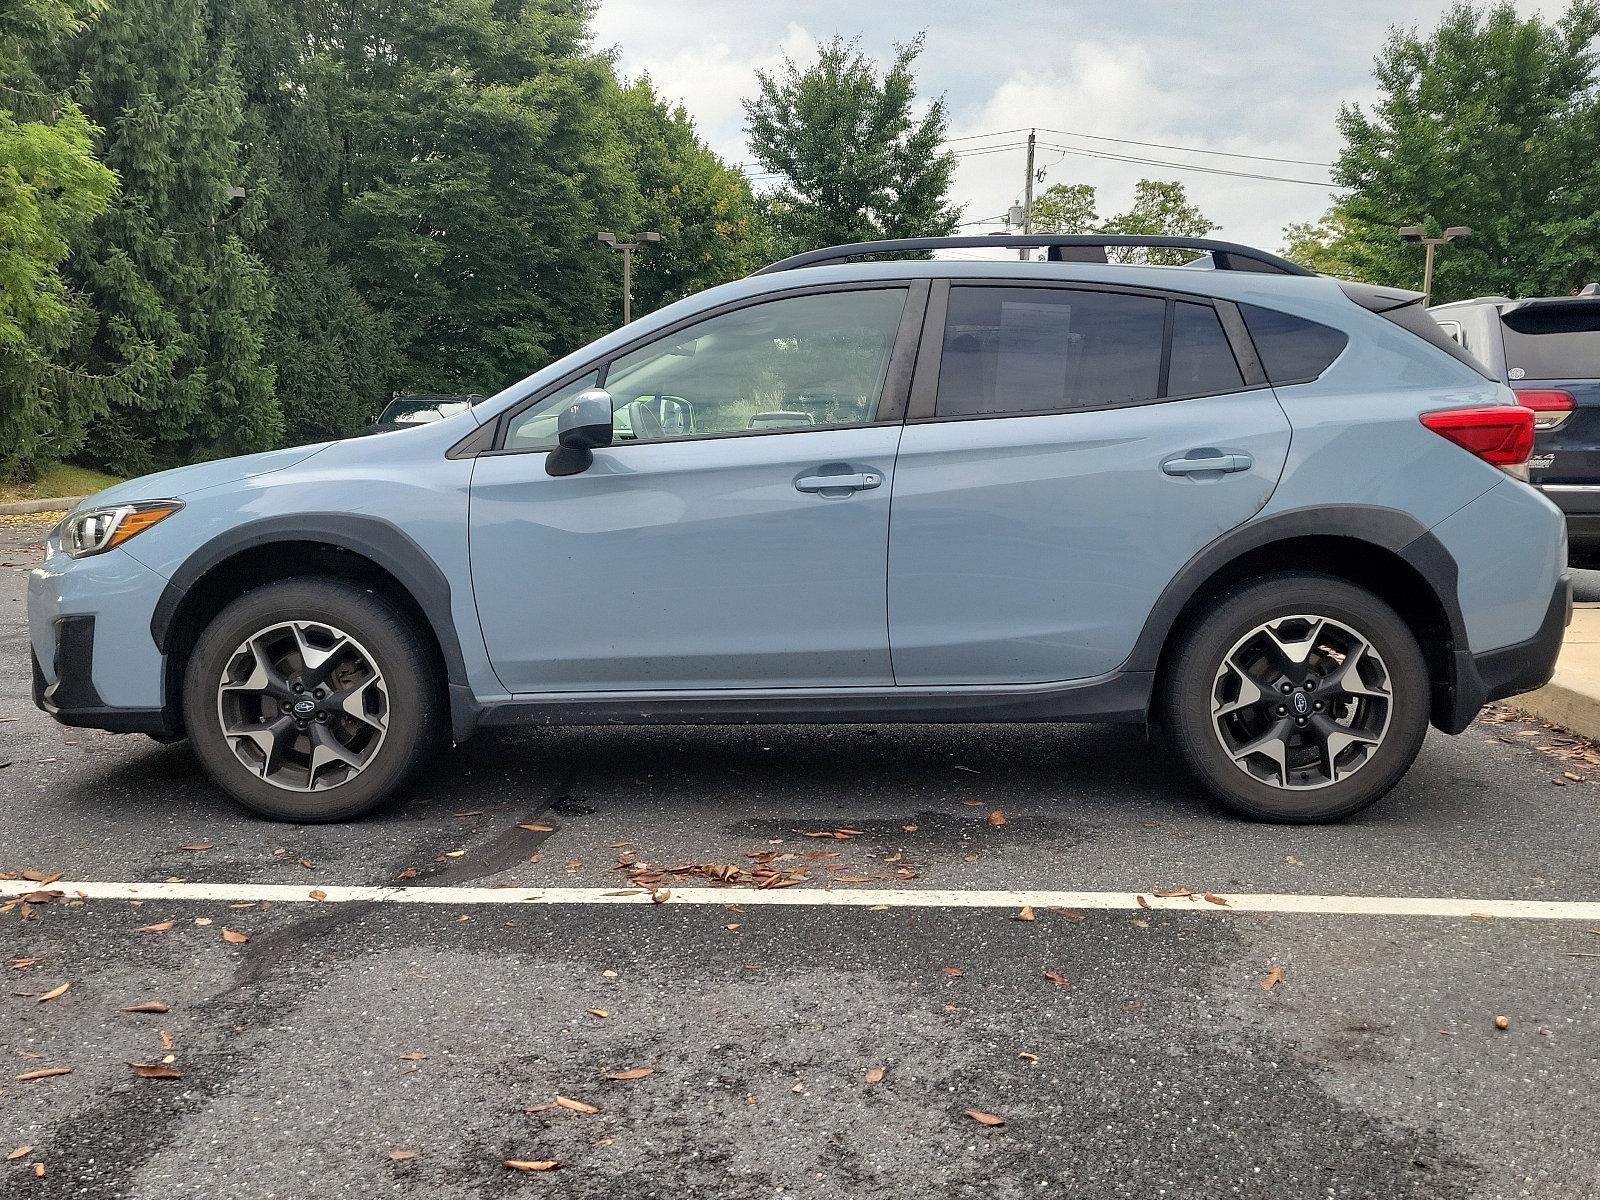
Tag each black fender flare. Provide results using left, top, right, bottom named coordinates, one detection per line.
left=150, top=513, right=481, bottom=739
left=1121, top=504, right=1475, bottom=729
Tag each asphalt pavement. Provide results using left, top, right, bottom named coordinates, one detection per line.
left=2, top=515, right=1597, bottom=1199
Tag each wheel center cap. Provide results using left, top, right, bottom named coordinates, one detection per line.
left=292, top=698, right=318, bottom=717
left=1291, top=691, right=1310, bottom=716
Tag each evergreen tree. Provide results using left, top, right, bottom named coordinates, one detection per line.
left=58, top=0, right=279, bottom=474
left=0, top=0, right=117, bottom=480
left=744, top=35, right=959, bottom=255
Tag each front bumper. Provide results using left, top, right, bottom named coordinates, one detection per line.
left=1445, top=572, right=1572, bottom=730
left=28, top=544, right=178, bottom=736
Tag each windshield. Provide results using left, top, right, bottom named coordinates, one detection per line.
left=1500, top=301, right=1600, bottom=379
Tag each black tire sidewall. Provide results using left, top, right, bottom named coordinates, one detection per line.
left=1163, top=574, right=1430, bottom=823
left=183, top=579, right=442, bottom=822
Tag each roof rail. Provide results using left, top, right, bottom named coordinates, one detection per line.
left=751, top=235, right=1315, bottom=277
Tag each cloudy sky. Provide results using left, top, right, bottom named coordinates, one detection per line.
left=591, top=0, right=1569, bottom=253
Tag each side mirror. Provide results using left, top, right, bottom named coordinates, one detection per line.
left=546, top=389, right=614, bottom=477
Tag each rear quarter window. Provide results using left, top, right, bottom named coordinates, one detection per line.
left=1238, top=304, right=1348, bottom=384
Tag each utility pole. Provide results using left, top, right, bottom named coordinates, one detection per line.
left=1398, top=225, right=1471, bottom=306
left=1020, top=129, right=1036, bottom=260
left=597, top=231, right=662, bottom=326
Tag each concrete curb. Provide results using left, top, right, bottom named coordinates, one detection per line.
left=1507, top=677, right=1600, bottom=743
left=0, top=496, right=82, bottom=516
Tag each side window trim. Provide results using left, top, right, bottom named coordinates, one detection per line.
left=909, top=281, right=1268, bottom=424
left=482, top=280, right=921, bottom=455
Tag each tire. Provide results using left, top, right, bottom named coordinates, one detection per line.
left=1161, top=573, right=1430, bottom=823
left=183, top=578, right=444, bottom=822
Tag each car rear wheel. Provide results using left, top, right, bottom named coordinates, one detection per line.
left=1161, top=573, right=1430, bottom=823
left=183, top=579, right=444, bottom=822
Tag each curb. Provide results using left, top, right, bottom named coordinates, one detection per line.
left=1507, top=677, right=1600, bottom=744
left=0, top=496, right=82, bottom=516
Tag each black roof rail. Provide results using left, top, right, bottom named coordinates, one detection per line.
left=751, top=235, right=1315, bottom=277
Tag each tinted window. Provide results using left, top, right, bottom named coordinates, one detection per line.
left=504, top=371, right=601, bottom=450
left=936, top=287, right=1165, bottom=417
left=1168, top=302, right=1244, bottom=395
left=1500, top=302, right=1600, bottom=379
left=1239, top=303, right=1348, bottom=384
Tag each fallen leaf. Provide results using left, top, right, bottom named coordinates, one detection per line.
left=1012, top=906, right=1036, bottom=922
left=159, top=1030, right=174, bottom=1051
left=298, top=858, right=315, bottom=870
left=1042, top=970, right=1070, bottom=987
left=586, top=1009, right=609, bottom=1019
left=308, top=889, right=328, bottom=903
left=20, top=871, right=62, bottom=884
left=1202, top=892, right=1229, bottom=906
left=34, top=1165, right=43, bottom=1178
left=1152, top=888, right=1193, bottom=898
left=1565, top=771, right=1585, bottom=782
left=398, top=1053, right=428, bottom=1062
left=519, top=824, right=554, bottom=832
left=452, top=810, right=485, bottom=818
left=19, top=891, right=60, bottom=904
left=554, top=1095, right=599, bottom=1114
left=603, top=1067, right=654, bottom=1081
left=1131, top=917, right=1149, bottom=928
left=193, top=917, right=212, bottom=926
left=724, top=922, right=741, bottom=930
left=9, top=958, right=38, bottom=969
left=6, top=1147, right=30, bottom=1161
left=1494, top=1015, right=1510, bottom=1030
left=221, top=928, right=250, bottom=944
left=443, top=849, right=466, bottom=857
left=901, top=824, right=918, bottom=833
left=121, top=1002, right=169, bottom=1014
left=387, top=1150, right=418, bottom=1162
left=1284, top=855, right=1303, bottom=866
left=36, top=982, right=69, bottom=1003
left=16, top=1067, right=72, bottom=1081
left=1018, top=1052, right=1039, bottom=1063
left=179, top=843, right=213, bottom=852
left=651, top=889, right=670, bottom=904
left=961, top=799, right=985, bottom=807
left=1136, top=895, right=1150, bottom=910
left=137, top=920, right=175, bottom=933
left=127, top=1062, right=181, bottom=1079
left=1050, top=908, right=1086, bottom=921
left=942, top=966, right=964, bottom=977
left=1261, top=966, right=1284, bottom=991
left=965, top=1109, right=1005, bottom=1126
left=504, top=1160, right=563, bottom=1172
left=396, top=868, right=418, bottom=880
left=986, top=810, right=1006, bottom=827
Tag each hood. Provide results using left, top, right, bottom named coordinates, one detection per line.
left=78, top=442, right=334, bottom=509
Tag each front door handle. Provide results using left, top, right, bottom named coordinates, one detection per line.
left=795, top=471, right=882, bottom=493
left=1161, top=450, right=1253, bottom=476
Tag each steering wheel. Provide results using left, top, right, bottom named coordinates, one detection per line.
left=626, top=398, right=665, bottom=440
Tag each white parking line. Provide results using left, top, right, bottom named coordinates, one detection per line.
left=6, top=880, right=1600, bottom=921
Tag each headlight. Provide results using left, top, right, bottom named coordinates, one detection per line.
left=58, top=500, right=184, bottom=558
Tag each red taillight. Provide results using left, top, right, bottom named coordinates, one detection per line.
left=1514, top=388, right=1575, bottom=430
left=1419, top=405, right=1535, bottom=466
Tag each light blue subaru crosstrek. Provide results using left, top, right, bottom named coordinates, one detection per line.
left=29, top=235, right=1571, bottom=824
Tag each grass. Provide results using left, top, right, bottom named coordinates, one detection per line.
left=0, top=462, right=125, bottom=504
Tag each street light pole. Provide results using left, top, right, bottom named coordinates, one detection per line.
left=597, top=231, right=662, bottom=326
left=1398, top=225, right=1471, bottom=306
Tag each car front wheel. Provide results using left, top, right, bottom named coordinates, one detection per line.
left=183, top=578, right=444, bottom=821
left=1161, top=573, right=1430, bottom=823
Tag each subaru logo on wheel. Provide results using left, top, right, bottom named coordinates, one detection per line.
left=292, top=698, right=317, bottom=717
left=1292, top=691, right=1310, bottom=716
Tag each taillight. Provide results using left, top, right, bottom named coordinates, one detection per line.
left=1514, top=388, right=1574, bottom=430
left=1419, top=405, right=1534, bottom=467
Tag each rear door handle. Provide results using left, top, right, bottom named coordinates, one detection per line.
left=796, top=472, right=882, bottom=493
left=1161, top=451, right=1253, bottom=476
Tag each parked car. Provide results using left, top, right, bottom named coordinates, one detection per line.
left=30, top=235, right=1568, bottom=825
left=367, top=393, right=486, bottom=432
left=1431, top=287, right=1600, bottom=562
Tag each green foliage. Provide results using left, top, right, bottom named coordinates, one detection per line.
left=0, top=0, right=118, bottom=481
left=1030, top=178, right=1217, bottom=264
left=1288, top=2, right=1600, bottom=300
left=54, top=0, right=279, bottom=476
left=744, top=34, right=959, bottom=255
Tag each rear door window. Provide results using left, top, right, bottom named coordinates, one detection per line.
left=1168, top=301, right=1244, bottom=396
left=1500, top=302, right=1600, bottom=379
left=935, top=287, right=1165, bottom=417
left=1238, top=304, right=1348, bottom=384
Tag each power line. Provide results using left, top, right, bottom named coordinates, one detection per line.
left=1034, top=141, right=1339, bottom=187
left=1039, top=127, right=1331, bottom=168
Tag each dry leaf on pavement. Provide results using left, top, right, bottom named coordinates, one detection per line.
left=308, top=890, right=328, bottom=902
left=127, top=1062, right=181, bottom=1079
left=864, top=1067, right=886, bottom=1084
left=519, top=824, right=554, bottom=832
left=387, top=1150, right=417, bottom=1162
left=941, top=966, right=964, bottom=977
left=986, top=810, right=1006, bottom=826
left=964, top=1109, right=1005, bottom=1126
left=121, top=1002, right=169, bottom=1014
left=220, top=928, right=250, bottom=944
left=586, top=1009, right=609, bottom=1019
left=1260, top=966, right=1284, bottom=991
left=36, top=982, right=70, bottom=1003
left=398, top=1053, right=428, bottom=1062
left=15, top=1067, right=71, bottom=1081
left=179, top=843, right=213, bottom=852
left=603, top=1067, right=654, bottom=1081
left=6, top=1146, right=30, bottom=1161
left=1494, top=1015, right=1510, bottom=1030
left=1012, top=906, right=1035, bottom=922
left=1042, top=970, right=1070, bottom=987
left=504, top=1160, right=563, bottom=1172
left=1203, top=892, right=1229, bottom=906
left=554, top=1096, right=600, bottom=1114
left=138, top=920, right=175, bottom=933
